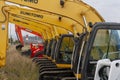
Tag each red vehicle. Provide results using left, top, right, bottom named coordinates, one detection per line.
left=30, top=43, right=44, bottom=58
left=15, top=25, right=44, bottom=58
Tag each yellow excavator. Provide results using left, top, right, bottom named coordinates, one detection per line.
left=2, top=1, right=119, bottom=80
left=0, top=0, right=102, bottom=79
left=7, top=6, right=77, bottom=70
left=0, top=0, right=103, bottom=66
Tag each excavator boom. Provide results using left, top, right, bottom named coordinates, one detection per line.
left=15, top=25, right=43, bottom=46
left=0, top=0, right=104, bottom=67
left=6, top=0, right=104, bottom=25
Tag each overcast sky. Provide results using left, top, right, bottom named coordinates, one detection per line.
left=9, top=0, right=120, bottom=39
left=84, top=0, right=120, bottom=22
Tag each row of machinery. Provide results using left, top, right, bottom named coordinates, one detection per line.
left=0, top=0, right=120, bottom=80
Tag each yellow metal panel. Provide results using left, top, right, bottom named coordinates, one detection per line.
left=75, top=74, right=81, bottom=79
left=0, top=1, right=5, bottom=21
left=47, top=56, right=52, bottom=60
left=52, top=60, right=55, bottom=63
left=0, top=1, right=8, bottom=67
left=43, top=55, right=48, bottom=58
left=56, top=64, right=71, bottom=68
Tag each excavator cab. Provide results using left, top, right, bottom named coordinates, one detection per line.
left=80, top=23, right=120, bottom=80
left=71, top=32, right=88, bottom=79
left=43, top=40, right=48, bottom=55
left=37, top=34, right=74, bottom=65
left=41, top=38, right=57, bottom=60
left=51, top=38, right=57, bottom=60
left=39, top=32, right=97, bottom=80
left=40, top=32, right=88, bottom=80
left=53, top=32, right=88, bottom=80
left=45, top=39, right=54, bottom=58
left=34, top=37, right=58, bottom=65
left=38, top=39, right=57, bottom=60
left=55, top=34, right=74, bottom=65
left=58, top=23, right=120, bottom=80
left=39, top=34, right=75, bottom=80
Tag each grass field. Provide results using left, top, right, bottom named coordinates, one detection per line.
left=0, top=45, right=39, bottom=80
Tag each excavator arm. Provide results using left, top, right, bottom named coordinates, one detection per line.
left=7, top=6, right=80, bottom=34
left=8, top=10, right=69, bottom=39
left=9, top=14, right=68, bottom=40
left=9, top=16, right=53, bottom=40
left=4, top=2, right=104, bottom=36
left=6, top=0, right=104, bottom=31
left=15, top=25, right=43, bottom=46
left=15, top=25, right=24, bottom=45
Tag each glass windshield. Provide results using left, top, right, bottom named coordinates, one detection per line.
left=59, top=37, right=74, bottom=63
left=90, top=29, right=120, bottom=60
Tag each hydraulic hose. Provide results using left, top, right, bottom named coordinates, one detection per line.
left=0, top=6, right=7, bottom=23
